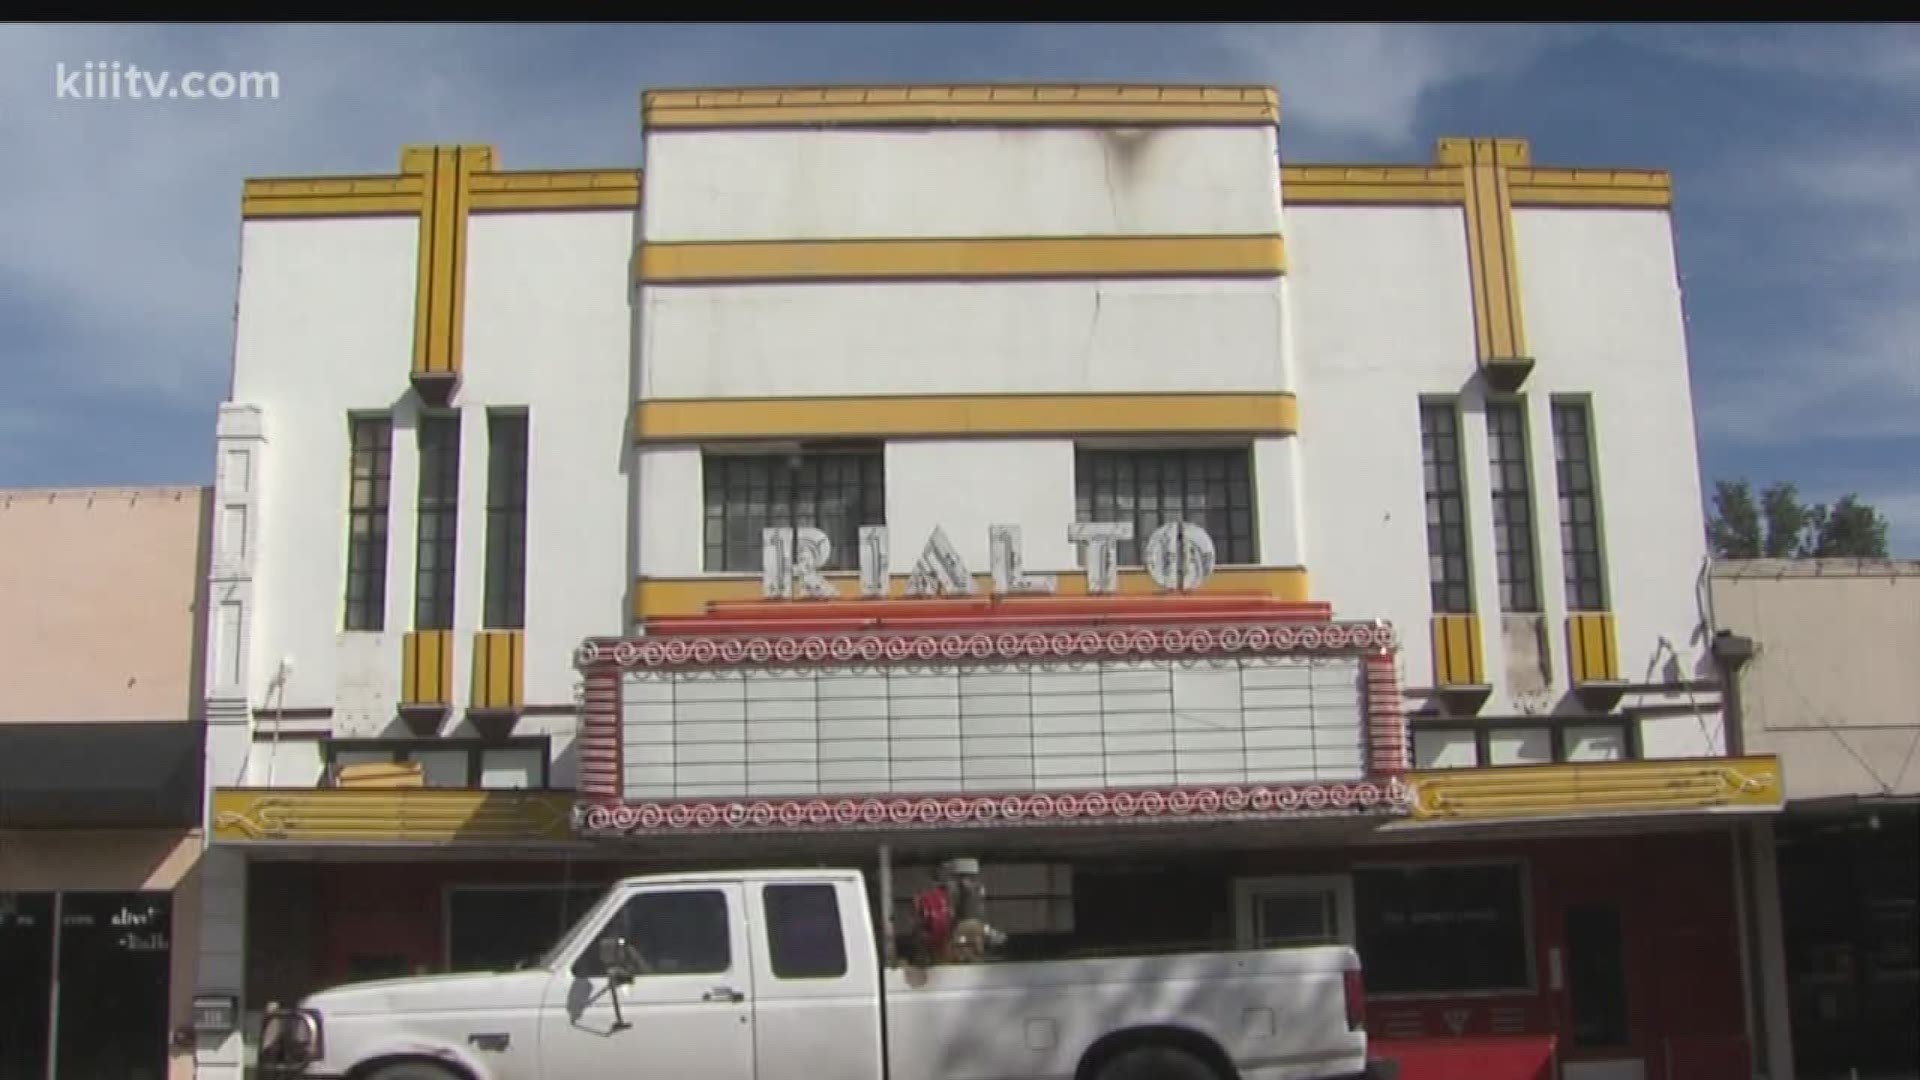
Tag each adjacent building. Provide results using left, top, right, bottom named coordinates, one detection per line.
left=196, top=84, right=1784, bottom=1080
left=1710, top=560, right=1920, bottom=1080
left=0, top=485, right=211, bottom=1080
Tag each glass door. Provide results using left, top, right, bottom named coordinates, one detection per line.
left=1233, top=875, right=1355, bottom=949
left=53, top=892, right=172, bottom=1080
left=0, top=893, right=54, bottom=1080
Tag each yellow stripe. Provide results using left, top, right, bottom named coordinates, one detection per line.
left=1509, top=168, right=1672, bottom=209
left=469, top=169, right=642, bottom=212
left=636, top=234, right=1285, bottom=284
left=642, top=84, right=1279, bottom=129
left=1409, top=756, right=1784, bottom=821
left=634, top=392, right=1298, bottom=443
left=1281, top=165, right=1467, bottom=205
left=404, top=630, right=452, bottom=704
left=211, top=788, right=575, bottom=844
left=1449, top=138, right=1530, bottom=365
left=1430, top=613, right=1483, bottom=685
left=1568, top=611, right=1619, bottom=683
left=636, top=567, right=1310, bottom=619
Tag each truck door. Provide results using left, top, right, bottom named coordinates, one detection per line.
left=744, top=878, right=885, bottom=1080
left=539, top=882, right=756, bottom=1080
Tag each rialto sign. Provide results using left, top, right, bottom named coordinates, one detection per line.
left=760, top=521, right=1219, bottom=600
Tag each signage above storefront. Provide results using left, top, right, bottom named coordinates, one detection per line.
left=761, top=521, right=1218, bottom=601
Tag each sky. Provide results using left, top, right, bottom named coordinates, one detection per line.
left=2, top=23, right=1917, bottom=552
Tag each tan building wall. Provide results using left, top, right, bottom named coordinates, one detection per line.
left=1, top=485, right=211, bottom=1080
left=1710, top=559, right=1920, bottom=802
left=0, top=485, right=210, bottom=722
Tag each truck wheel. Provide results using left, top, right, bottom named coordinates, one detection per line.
left=1094, top=1045, right=1220, bottom=1080
left=362, top=1061, right=463, bottom=1080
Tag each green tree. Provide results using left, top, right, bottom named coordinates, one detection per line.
left=1707, top=479, right=1890, bottom=558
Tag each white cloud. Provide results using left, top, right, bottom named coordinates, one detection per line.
left=1214, top=24, right=1584, bottom=152
left=1641, top=24, right=1920, bottom=94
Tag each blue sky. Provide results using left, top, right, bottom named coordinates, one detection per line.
left=2, top=23, right=1916, bottom=551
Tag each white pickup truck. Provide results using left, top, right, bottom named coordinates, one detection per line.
left=257, top=867, right=1392, bottom=1080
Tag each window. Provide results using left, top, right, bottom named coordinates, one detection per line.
left=447, top=885, right=604, bottom=973
left=323, top=738, right=549, bottom=789
left=703, top=448, right=885, bottom=573
left=483, top=412, right=529, bottom=629
left=1409, top=717, right=1637, bottom=771
left=764, top=884, right=849, bottom=979
left=1419, top=401, right=1472, bottom=614
left=1234, top=875, right=1354, bottom=950
left=1484, top=401, right=1540, bottom=613
left=343, top=416, right=393, bottom=631
left=1552, top=400, right=1608, bottom=611
left=581, top=889, right=731, bottom=978
left=1354, top=862, right=1532, bottom=996
left=414, top=413, right=461, bottom=630
left=1074, top=448, right=1256, bottom=567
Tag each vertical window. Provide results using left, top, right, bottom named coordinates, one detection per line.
left=1419, top=401, right=1472, bottom=614
left=414, top=413, right=461, bottom=630
left=703, top=448, right=885, bottom=573
left=1552, top=401, right=1608, bottom=611
left=483, top=412, right=529, bottom=629
left=1484, top=401, right=1540, bottom=613
left=764, top=884, right=849, bottom=979
left=343, top=416, right=392, bottom=631
left=1074, top=448, right=1256, bottom=566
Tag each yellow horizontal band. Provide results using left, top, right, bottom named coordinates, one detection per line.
left=1281, top=165, right=1467, bottom=206
left=469, top=170, right=642, bottom=212
left=212, top=788, right=574, bottom=844
left=1509, top=168, right=1672, bottom=209
left=636, top=567, right=1310, bottom=619
left=643, top=84, right=1279, bottom=129
left=1283, top=160, right=1672, bottom=210
left=637, top=234, right=1285, bottom=284
left=634, top=392, right=1298, bottom=443
left=242, top=169, right=640, bottom=218
left=1409, top=756, right=1784, bottom=821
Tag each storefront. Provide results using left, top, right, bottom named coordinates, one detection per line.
left=0, top=721, right=205, bottom=1080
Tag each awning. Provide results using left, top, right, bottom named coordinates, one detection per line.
left=0, top=722, right=203, bottom=828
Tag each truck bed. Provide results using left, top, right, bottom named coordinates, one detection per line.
left=881, top=945, right=1367, bottom=1080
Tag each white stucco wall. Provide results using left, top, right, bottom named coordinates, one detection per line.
left=228, top=207, right=633, bottom=765
left=638, top=280, right=1290, bottom=399
left=642, top=127, right=1283, bottom=241
left=1291, top=203, right=1720, bottom=743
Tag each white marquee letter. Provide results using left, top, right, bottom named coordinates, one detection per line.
left=858, top=526, right=890, bottom=599
left=904, top=526, right=976, bottom=597
left=761, top=527, right=841, bottom=600
left=1068, top=522, right=1133, bottom=595
left=990, top=525, right=1057, bottom=595
left=1144, top=521, right=1217, bottom=591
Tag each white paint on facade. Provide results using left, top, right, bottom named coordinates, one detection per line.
left=228, top=210, right=631, bottom=735
left=638, top=280, right=1290, bottom=399
left=642, top=127, right=1283, bottom=241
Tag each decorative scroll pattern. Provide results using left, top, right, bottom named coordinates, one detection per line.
left=577, top=621, right=1397, bottom=672
left=575, top=778, right=1413, bottom=837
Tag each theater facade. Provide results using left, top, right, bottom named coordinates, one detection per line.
left=195, top=85, right=1783, bottom=1080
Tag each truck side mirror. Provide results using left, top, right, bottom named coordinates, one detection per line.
left=597, top=936, right=636, bottom=986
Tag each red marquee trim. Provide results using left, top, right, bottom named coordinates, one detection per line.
left=578, top=620, right=1397, bottom=672
left=574, top=779, right=1414, bottom=837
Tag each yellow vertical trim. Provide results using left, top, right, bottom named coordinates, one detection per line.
left=1442, top=137, right=1531, bottom=367
left=470, top=630, right=526, bottom=711
left=1430, top=613, right=1485, bottom=686
left=406, top=145, right=490, bottom=384
left=1568, top=611, right=1619, bottom=684
left=404, top=630, right=453, bottom=705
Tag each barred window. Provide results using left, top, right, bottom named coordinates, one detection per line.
left=343, top=416, right=392, bottom=632
left=1074, top=448, right=1256, bottom=567
left=703, top=449, right=886, bottom=573
left=483, top=412, right=529, bottom=629
left=1484, top=401, right=1540, bottom=613
left=1420, top=401, right=1473, bottom=614
left=1552, top=400, right=1608, bottom=611
left=413, top=413, right=461, bottom=630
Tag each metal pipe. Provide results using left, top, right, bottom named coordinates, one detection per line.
left=877, top=842, right=895, bottom=968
